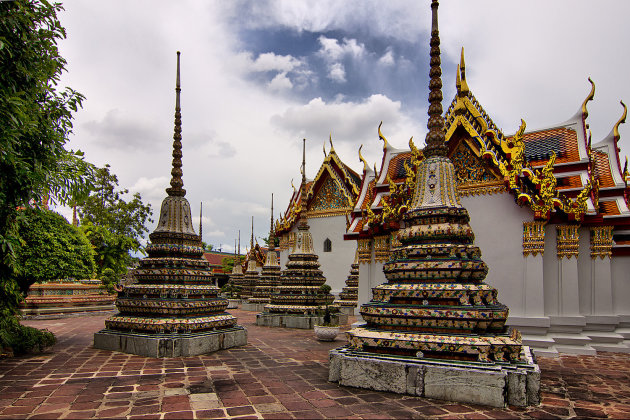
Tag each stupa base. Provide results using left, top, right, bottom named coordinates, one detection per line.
left=329, top=346, right=540, bottom=408
left=93, top=326, right=247, bottom=358
left=241, top=301, right=267, bottom=312
left=256, top=313, right=348, bottom=329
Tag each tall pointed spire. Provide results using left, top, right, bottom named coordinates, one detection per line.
left=268, top=194, right=275, bottom=251
left=166, top=51, right=186, bottom=197
left=300, top=138, right=308, bottom=213
left=422, top=0, right=447, bottom=158
left=238, top=230, right=241, bottom=257
left=250, top=216, right=254, bottom=251
left=199, top=201, right=203, bottom=240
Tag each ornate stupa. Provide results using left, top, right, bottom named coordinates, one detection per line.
left=94, top=52, right=247, bottom=357
left=240, top=218, right=259, bottom=301
left=257, top=140, right=343, bottom=329
left=334, top=250, right=359, bottom=312
left=229, top=233, right=244, bottom=297
left=248, top=195, right=281, bottom=307
left=330, top=2, right=539, bottom=407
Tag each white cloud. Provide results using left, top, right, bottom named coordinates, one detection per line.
left=317, top=36, right=365, bottom=61
left=378, top=48, right=395, bottom=66
left=83, top=109, right=160, bottom=150
left=249, top=51, right=303, bottom=73
left=130, top=176, right=169, bottom=202
left=268, top=72, right=293, bottom=91
left=271, top=94, right=417, bottom=146
left=328, top=63, right=346, bottom=83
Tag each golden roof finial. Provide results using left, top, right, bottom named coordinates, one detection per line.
left=378, top=121, right=389, bottom=151
left=458, top=47, right=469, bottom=95
left=623, top=157, right=628, bottom=179
left=291, top=178, right=296, bottom=193
left=166, top=51, right=186, bottom=197
left=329, top=132, right=335, bottom=154
left=301, top=138, right=306, bottom=185
left=358, top=144, right=369, bottom=172
left=373, top=162, right=379, bottom=179
left=581, top=77, right=596, bottom=121
left=613, top=100, right=627, bottom=142
left=323, top=141, right=326, bottom=158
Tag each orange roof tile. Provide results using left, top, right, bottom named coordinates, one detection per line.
left=599, top=201, right=621, bottom=216
left=515, top=127, right=581, bottom=167
left=592, top=150, right=616, bottom=188
left=556, top=175, right=584, bottom=190
left=385, top=153, right=413, bottom=183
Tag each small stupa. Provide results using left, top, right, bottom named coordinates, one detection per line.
left=329, top=1, right=539, bottom=408
left=93, top=52, right=247, bottom=358
left=240, top=217, right=259, bottom=301
left=248, top=195, right=281, bottom=311
left=229, top=233, right=244, bottom=297
left=334, top=250, right=359, bottom=314
left=257, top=140, right=345, bottom=329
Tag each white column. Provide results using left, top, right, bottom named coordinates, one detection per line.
left=354, top=238, right=373, bottom=326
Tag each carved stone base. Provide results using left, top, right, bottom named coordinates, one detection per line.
left=93, top=327, right=247, bottom=358
left=241, top=302, right=266, bottom=312
left=329, top=346, right=540, bottom=408
left=256, top=313, right=348, bottom=329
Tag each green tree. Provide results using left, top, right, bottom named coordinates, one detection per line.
left=0, top=0, right=94, bottom=321
left=15, top=208, right=96, bottom=293
left=78, top=164, right=153, bottom=242
left=201, top=242, right=213, bottom=251
left=76, top=164, right=153, bottom=276
left=221, top=256, right=245, bottom=273
left=80, top=223, right=137, bottom=277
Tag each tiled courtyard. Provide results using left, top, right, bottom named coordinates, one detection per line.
left=0, top=309, right=628, bottom=419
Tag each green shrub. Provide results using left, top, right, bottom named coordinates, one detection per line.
left=0, top=315, right=56, bottom=357
left=100, top=267, right=120, bottom=294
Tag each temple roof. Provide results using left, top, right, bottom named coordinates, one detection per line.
left=276, top=137, right=360, bottom=235
left=344, top=50, right=630, bottom=250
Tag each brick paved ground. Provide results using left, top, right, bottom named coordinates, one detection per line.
left=0, top=309, right=628, bottom=419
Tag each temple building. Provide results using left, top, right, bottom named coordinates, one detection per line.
left=93, top=52, right=246, bottom=357
left=276, top=137, right=362, bottom=296
left=330, top=1, right=539, bottom=407
left=276, top=32, right=630, bottom=357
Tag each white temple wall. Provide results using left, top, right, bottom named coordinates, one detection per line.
left=460, top=193, right=530, bottom=316
left=611, top=255, right=630, bottom=314
left=542, top=225, right=559, bottom=316
left=577, top=227, right=592, bottom=315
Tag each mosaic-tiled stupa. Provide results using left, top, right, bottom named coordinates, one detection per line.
left=229, top=235, right=244, bottom=297
left=330, top=2, right=539, bottom=407
left=94, top=52, right=247, bottom=358
left=240, top=218, right=259, bottom=301
left=257, top=140, right=345, bottom=328
left=334, top=250, right=359, bottom=313
left=248, top=195, right=281, bottom=307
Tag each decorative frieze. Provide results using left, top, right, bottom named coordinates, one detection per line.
left=590, top=226, right=614, bottom=259
left=522, top=221, right=546, bottom=257
left=556, top=225, right=579, bottom=259
left=391, top=232, right=402, bottom=249
left=279, top=235, right=288, bottom=251
left=357, top=239, right=372, bottom=264
left=374, top=235, right=391, bottom=263
left=288, top=232, right=296, bottom=251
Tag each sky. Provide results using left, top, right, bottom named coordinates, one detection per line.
left=52, top=0, right=630, bottom=252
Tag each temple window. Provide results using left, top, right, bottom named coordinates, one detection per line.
left=323, top=238, right=332, bottom=252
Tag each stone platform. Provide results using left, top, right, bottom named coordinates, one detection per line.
left=93, top=326, right=247, bottom=358
left=329, top=346, right=540, bottom=408
left=240, top=302, right=266, bottom=312
left=256, top=313, right=348, bottom=329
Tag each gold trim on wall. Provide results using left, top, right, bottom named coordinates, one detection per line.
left=590, top=226, right=614, bottom=259
left=522, top=221, right=546, bottom=257
left=557, top=225, right=579, bottom=259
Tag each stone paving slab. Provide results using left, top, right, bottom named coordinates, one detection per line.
left=0, top=309, right=627, bottom=418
